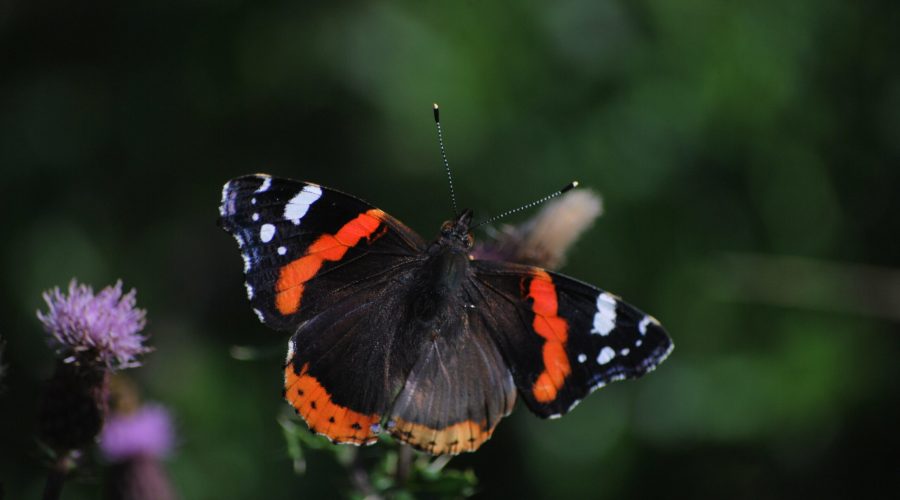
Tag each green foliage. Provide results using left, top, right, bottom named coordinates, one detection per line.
left=1, top=0, right=899, bottom=498
left=281, top=410, right=476, bottom=499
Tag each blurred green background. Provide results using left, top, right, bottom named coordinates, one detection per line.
left=2, top=0, right=899, bottom=498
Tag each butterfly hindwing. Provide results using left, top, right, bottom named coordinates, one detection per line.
left=385, top=306, right=517, bottom=455
left=219, top=174, right=426, bottom=332
left=468, top=260, right=673, bottom=418
left=283, top=262, right=424, bottom=446
left=282, top=253, right=517, bottom=453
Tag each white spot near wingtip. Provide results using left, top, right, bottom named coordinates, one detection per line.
left=260, top=223, right=276, bottom=243
left=255, top=175, right=272, bottom=193
left=577, top=353, right=587, bottom=363
left=638, top=316, right=651, bottom=335
left=620, top=348, right=630, bottom=356
left=597, top=346, right=615, bottom=365
left=253, top=308, right=265, bottom=323
left=252, top=213, right=259, bottom=221
left=245, top=282, right=254, bottom=299
left=591, top=292, right=617, bottom=336
left=277, top=246, right=287, bottom=256
left=284, top=184, right=322, bottom=225
left=219, top=181, right=232, bottom=216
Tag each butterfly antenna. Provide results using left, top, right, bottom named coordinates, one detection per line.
left=433, top=103, right=459, bottom=216
left=471, top=181, right=579, bottom=230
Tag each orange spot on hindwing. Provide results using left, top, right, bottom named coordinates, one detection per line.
left=388, top=418, right=495, bottom=455
left=275, top=209, right=383, bottom=315
left=284, top=362, right=380, bottom=445
left=527, top=270, right=571, bottom=403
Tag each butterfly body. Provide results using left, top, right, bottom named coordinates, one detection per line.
left=220, top=173, right=672, bottom=455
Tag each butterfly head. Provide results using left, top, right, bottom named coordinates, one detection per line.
left=438, top=209, right=475, bottom=250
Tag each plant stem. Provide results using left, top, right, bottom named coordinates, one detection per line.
left=348, top=448, right=382, bottom=500
left=396, top=444, right=413, bottom=486
left=43, top=452, right=75, bottom=500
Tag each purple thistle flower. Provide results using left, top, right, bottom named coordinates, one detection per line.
left=100, top=404, right=176, bottom=462
left=37, top=279, right=150, bottom=370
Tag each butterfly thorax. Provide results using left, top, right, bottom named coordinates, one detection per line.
left=432, top=209, right=474, bottom=252
left=411, top=210, right=475, bottom=323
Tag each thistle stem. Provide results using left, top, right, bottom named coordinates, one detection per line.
left=43, top=451, right=76, bottom=500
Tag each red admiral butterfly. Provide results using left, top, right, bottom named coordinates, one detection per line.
left=219, top=107, right=672, bottom=455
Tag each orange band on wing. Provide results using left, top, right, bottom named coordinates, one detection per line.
left=389, top=418, right=494, bottom=455
left=284, top=363, right=381, bottom=445
left=527, top=270, right=571, bottom=403
left=275, top=209, right=383, bottom=315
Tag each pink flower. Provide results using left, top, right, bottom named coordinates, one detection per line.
left=100, top=405, right=175, bottom=462
left=37, top=279, right=150, bottom=370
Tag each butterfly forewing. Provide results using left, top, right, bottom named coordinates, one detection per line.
left=219, top=174, right=426, bottom=332
left=469, top=260, right=673, bottom=418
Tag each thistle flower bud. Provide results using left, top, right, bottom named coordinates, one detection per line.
left=101, top=405, right=177, bottom=500
left=39, top=360, right=110, bottom=453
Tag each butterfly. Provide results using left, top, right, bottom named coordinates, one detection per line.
left=218, top=108, right=672, bottom=455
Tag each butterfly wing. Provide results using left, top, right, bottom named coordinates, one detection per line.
left=221, top=174, right=436, bottom=445
left=282, top=263, right=425, bottom=446
left=219, top=174, right=427, bottom=332
left=468, top=259, right=673, bottom=418
left=385, top=306, right=517, bottom=455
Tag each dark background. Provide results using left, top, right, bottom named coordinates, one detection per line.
left=2, top=0, right=899, bottom=498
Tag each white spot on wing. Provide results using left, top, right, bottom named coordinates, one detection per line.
left=219, top=181, right=232, bottom=217
left=635, top=339, right=643, bottom=347
left=620, top=348, right=630, bottom=356
left=277, top=246, right=287, bottom=256
left=591, top=292, right=617, bottom=336
left=241, top=253, right=251, bottom=272
left=252, top=213, right=259, bottom=221
left=245, top=282, right=254, bottom=299
left=284, top=184, right=322, bottom=225
left=285, top=338, right=295, bottom=364
left=590, top=380, right=607, bottom=393
left=260, top=223, right=276, bottom=243
left=253, top=308, right=265, bottom=323
left=255, top=175, right=272, bottom=193
left=638, top=315, right=656, bottom=336
left=577, top=353, right=587, bottom=363
left=597, top=346, right=615, bottom=365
